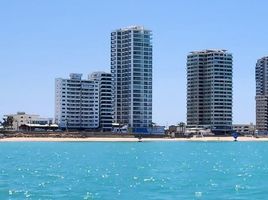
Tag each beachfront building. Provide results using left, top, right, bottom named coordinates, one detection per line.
left=89, top=72, right=113, bottom=131
left=4, top=112, right=53, bottom=131
left=55, top=73, right=113, bottom=131
left=168, top=122, right=186, bottom=137
left=256, top=56, right=268, bottom=133
left=55, top=73, right=100, bottom=130
left=232, top=123, right=255, bottom=135
left=111, top=26, right=153, bottom=132
left=186, top=49, right=233, bottom=135
left=185, top=127, right=214, bottom=137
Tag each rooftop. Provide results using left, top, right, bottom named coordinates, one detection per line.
left=257, top=56, right=268, bottom=61
left=115, top=25, right=150, bottom=32
left=190, top=49, right=228, bottom=54
left=69, top=73, right=82, bottom=80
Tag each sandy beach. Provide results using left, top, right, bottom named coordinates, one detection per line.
left=1, top=136, right=268, bottom=142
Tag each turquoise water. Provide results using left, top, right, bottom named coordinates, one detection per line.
left=0, top=142, right=268, bottom=199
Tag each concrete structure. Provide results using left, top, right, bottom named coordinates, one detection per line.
left=185, top=127, right=214, bottom=136
left=89, top=72, right=113, bottom=131
left=232, top=123, right=255, bottom=135
left=55, top=73, right=100, bottom=130
left=112, top=123, right=128, bottom=133
left=187, top=49, right=233, bottom=134
left=4, top=112, right=53, bottom=131
left=256, top=56, right=268, bottom=132
left=55, top=73, right=113, bottom=130
left=168, top=122, right=186, bottom=136
left=111, top=26, right=152, bottom=130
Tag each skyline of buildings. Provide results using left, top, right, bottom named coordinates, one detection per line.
left=186, top=49, right=233, bottom=134
left=1, top=25, right=266, bottom=133
left=1, top=0, right=267, bottom=127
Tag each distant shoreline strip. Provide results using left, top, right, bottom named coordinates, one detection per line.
left=1, top=137, right=268, bottom=142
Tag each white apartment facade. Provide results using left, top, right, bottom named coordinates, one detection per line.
left=55, top=72, right=113, bottom=130
left=89, top=72, right=113, bottom=131
left=111, top=26, right=153, bottom=130
left=55, top=73, right=100, bottom=129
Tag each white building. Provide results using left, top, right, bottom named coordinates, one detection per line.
left=111, top=26, right=153, bottom=130
left=185, top=127, right=214, bottom=136
left=89, top=72, right=113, bottom=131
left=55, top=73, right=113, bottom=130
left=4, top=112, right=53, bottom=130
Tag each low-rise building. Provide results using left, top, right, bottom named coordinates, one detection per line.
left=185, top=126, right=214, bottom=136
left=168, top=122, right=186, bottom=136
left=4, top=112, right=53, bottom=131
left=232, top=123, right=255, bottom=135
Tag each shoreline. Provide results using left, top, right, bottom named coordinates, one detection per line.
left=1, top=136, right=268, bottom=142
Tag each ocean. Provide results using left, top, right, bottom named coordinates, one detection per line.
left=0, top=141, right=268, bottom=199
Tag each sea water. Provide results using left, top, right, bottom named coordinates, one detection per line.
left=0, top=141, right=268, bottom=199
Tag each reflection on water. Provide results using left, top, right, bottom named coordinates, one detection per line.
left=0, top=142, right=268, bottom=199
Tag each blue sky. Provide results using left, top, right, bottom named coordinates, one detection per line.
left=0, top=0, right=267, bottom=125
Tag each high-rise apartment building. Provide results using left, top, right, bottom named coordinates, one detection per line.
left=111, top=26, right=152, bottom=130
left=89, top=72, right=113, bottom=131
left=256, top=56, right=268, bottom=132
left=55, top=73, right=100, bottom=129
left=187, top=49, right=233, bottom=134
left=55, top=73, right=113, bottom=130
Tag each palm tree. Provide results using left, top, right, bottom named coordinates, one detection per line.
left=2, top=116, right=14, bottom=130
left=6, top=116, right=14, bottom=129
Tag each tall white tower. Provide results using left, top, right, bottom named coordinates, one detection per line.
left=111, top=26, right=153, bottom=130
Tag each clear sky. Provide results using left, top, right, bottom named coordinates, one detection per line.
left=0, top=0, right=267, bottom=125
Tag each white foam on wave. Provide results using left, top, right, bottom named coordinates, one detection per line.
left=143, top=177, right=155, bottom=182
left=195, top=191, right=202, bottom=197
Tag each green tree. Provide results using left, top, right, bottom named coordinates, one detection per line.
left=2, top=116, right=14, bottom=129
